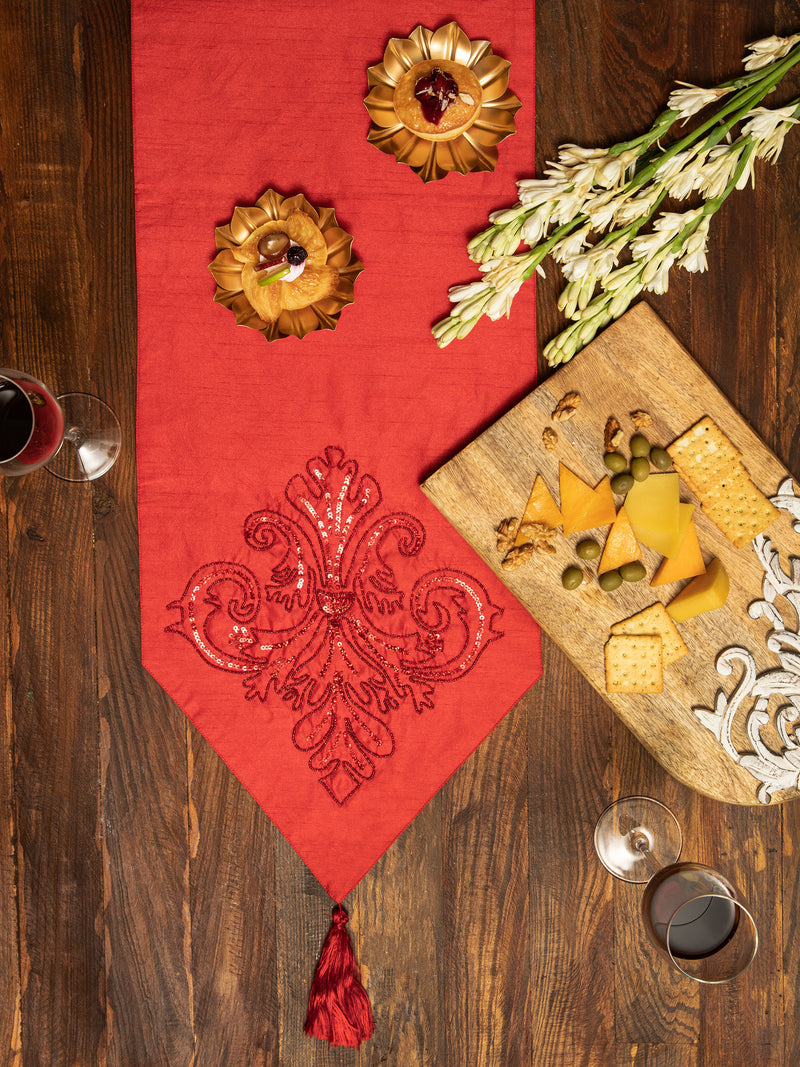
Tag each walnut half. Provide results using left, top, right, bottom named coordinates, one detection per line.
left=542, top=426, right=558, bottom=452
left=501, top=543, right=535, bottom=570
left=552, top=391, right=581, bottom=422
left=631, top=409, right=652, bottom=429
left=496, top=517, right=519, bottom=554
left=604, top=416, right=623, bottom=451
left=517, top=521, right=558, bottom=554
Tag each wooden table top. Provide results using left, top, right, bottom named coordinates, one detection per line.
left=2, top=3, right=799, bottom=1065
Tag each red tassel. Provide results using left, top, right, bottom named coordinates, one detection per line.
left=304, top=904, right=375, bottom=1048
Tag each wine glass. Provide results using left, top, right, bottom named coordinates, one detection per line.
left=594, top=796, right=758, bottom=984
left=0, top=369, right=121, bottom=482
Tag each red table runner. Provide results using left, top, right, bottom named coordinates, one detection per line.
left=133, top=0, right=539, bottom=1040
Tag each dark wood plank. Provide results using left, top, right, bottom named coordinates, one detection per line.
left=528, top=639, right=615, bottom=1066
left=355, top=799, right=446, bottom=1065
left=189, top=737, right=280, bottom=1066
left=441, top=700, right=531, bottom=1067
left=76, top=1, right=196, bottom=1062
left=775, top=6, right=800, bottom=1066
left=0, top=1, right=107, bottom=1061
left=0, top=477, right=21, bottom=1066
left=535, top=3, right=799, bottom=1067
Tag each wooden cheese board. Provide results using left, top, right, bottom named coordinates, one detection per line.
left=422, top=302, right=800, bottom=806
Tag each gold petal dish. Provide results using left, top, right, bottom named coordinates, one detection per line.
left=364, top=22, right=522, bottom=183
left=209, top=189, right=364, bottom=341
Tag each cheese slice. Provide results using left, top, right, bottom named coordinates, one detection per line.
left=598, top=507, right=641, bottom=575
left=666, top=557, right=729, bottom=622
left=514, top=474, right=562, bottom=545
left=559, top=464, right=616, bottom=536
left=651, top=515, right=706, bottom=586
left=625, top=474, right=683, bottom=557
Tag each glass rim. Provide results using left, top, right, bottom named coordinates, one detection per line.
left=0, top=374, right=35, bottom=463
left=665, top=891, right=759, bottom=984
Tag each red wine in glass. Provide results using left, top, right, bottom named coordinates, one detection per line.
left=0, top=373, right=64, bottom=473
left=643, top=863, right=740, bottom=959
left=594, top=797, right=758, bottom=983
left=0, top=369, right=120, bottom=481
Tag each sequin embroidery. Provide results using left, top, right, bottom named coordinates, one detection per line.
left=167, top=447, right=503, bottom=804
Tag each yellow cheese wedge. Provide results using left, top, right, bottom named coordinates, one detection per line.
left=651, top=516, right=706, bottom=587
left=514, top=474, right=562, bottom=545
left=559, top=464, right=616, bottom=536
left=666, top=557, right=729, bottom=623
left=598, top=507, right=641, bottom=575
left=624, top=474, right=684, bottom=557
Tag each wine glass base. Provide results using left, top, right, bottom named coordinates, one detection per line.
left=46, top=393, right=121, bottom=482
left=594, top=796, right=682, bottom=883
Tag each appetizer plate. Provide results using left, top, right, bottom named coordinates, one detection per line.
left=422, top=302, right=800, bottom=805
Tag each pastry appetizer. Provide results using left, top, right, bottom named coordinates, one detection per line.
left=231, top=211, right=338, bottom=323
left=364, top=22, right=521, bottom=182
left=209, top=190, right=363, bottom=341
left=393, top=59, right=482, bottom=141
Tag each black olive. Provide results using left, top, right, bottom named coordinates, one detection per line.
left=286, top=245, right=308, bottom=265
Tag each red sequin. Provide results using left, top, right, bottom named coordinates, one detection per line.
left=167, top=447, right=503, bottom=803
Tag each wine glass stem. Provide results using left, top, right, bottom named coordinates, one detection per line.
left=64, top=426, right=86, bottom=447
left=630, top=831, right=663, bottom=877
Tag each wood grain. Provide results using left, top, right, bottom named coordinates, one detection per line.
left=1, top=1, right=799, bottom=1064
left=422, top=302, right=798, bottom=805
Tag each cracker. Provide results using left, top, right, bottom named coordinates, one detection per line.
left=667, top=417, right=742, bottom=494
left=611, top=602, right=689, bottom=665
left=604, top=634, right=663, bottom=694
left=701, top=473, right=779, bottom=548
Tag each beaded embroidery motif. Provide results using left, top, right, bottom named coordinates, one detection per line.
left=167, top=447, right=504, bottom=803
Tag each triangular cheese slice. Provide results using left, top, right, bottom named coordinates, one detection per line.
left=651, top=516, right=706, bottom=586
left=514, top=474, right=562, bottom=545
left=598, top=507, right=642, bottom=575
left=574, top=476, right=617, bottom=534
left=625, top=473, right=682, bottom=556
left=559, top=465, right=617, bottom=536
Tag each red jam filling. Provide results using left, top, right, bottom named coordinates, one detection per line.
left=414, top=67, right=459, bottom=125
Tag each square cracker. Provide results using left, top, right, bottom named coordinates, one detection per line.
left=701, top=472, right=779, bottom=548
left=611, top=602, right=689, bottom=665
left=605, top=634, right=663, bottom=694
left=667, top=416, right=743, bottom=494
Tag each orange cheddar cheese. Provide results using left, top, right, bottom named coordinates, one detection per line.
left=651, top=516, right=706, bottom=587
left=598, top=507, right=642, bottom=575
left=666, top=557, right=729, bottom=622
left=514, top=474, right=562, bottom=545
left=559, top=464, right=617, bottom=536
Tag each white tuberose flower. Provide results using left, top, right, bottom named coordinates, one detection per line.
left=742, top=103, right=800, bottom=141
left=668, top=82, right=734, bottom=119
left=743, top=33, right=800, bottom=72
left=696, top=145, right=741, bottom=199
left=485, top=278, right=524, bottom=321
left=678, top=216, right=711, bottom=273
left=742, top=105, right=800, bottom=162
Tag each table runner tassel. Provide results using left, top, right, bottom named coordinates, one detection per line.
left=304, top=903, right=375, bottom=1047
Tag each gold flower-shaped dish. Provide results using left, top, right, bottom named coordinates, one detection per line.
left=364, top=22, right=522, bottom=183
left=209, top=190, right=363, bottom=341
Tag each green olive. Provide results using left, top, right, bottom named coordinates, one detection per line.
left=610, top=472, right=634, bottom=495
left=561, top=566, right=584, bottom=590
left=598, top=569, right=623, bottom=591
left=576, top=539, right=601, bottom=560
left=631, top=456, right=650, bottom=482
left=603, top=451, right=627, bottom=473
left=630, top=433, right=651, bottom=458
left=620, top=561, right=646, bottom=582
left=650, top=446, right=672, bottom=469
